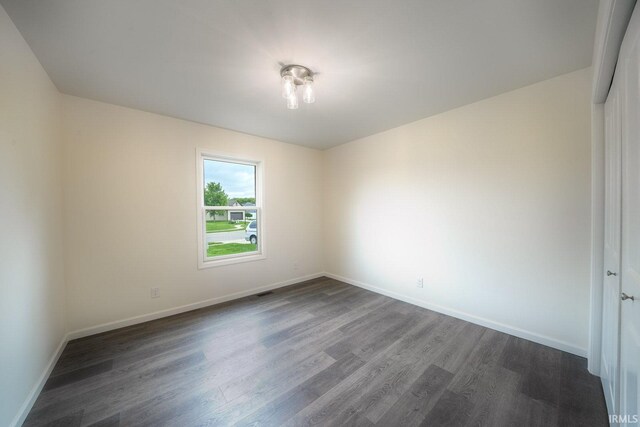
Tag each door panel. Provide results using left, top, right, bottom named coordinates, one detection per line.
left=620, top=6, right=640, bottom=424
left=602, top=79, right=622, bottom=418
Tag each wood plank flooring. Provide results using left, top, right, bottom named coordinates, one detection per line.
left=23, top=277, right=608, bottom=426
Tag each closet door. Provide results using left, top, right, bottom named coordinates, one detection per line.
left=619, top=4, right=640, bottom=424
left=602, top=75, right=622, bottom=418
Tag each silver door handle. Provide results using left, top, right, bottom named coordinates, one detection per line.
left=621, top=293, right=635, bottom=301
left=607, top=270, right=617, bottom=276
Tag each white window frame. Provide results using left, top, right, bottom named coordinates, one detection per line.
left=196, top=150, right=265, bottom=269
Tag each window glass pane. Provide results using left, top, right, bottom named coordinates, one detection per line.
left=205, top=209, right=258, bottom=258
left=203, top=159, right=256, bottom=207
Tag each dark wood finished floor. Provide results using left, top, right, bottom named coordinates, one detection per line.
left=24, top=277, right=608, bottom=427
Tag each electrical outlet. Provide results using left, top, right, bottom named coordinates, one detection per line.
left=293, top=262, right=299, bottom=271
left=150, top=287, right=160, bottom=298
left=416, top=278, right=424, bottom=288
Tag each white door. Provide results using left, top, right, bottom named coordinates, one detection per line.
left=619, top=5, right=640, bottom=424
left=602, top=73, right=623, bottom=418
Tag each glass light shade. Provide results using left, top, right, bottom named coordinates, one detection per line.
left=302, top=77, right=315, bottom=104
left=286, top=91, right=299, bottom=110
left=281, top=75, right=295, bottom=99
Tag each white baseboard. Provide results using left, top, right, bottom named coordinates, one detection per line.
left=67, top=272, right=325, bottom=340
left=10, top=332, right=69, bottom=427
left=324, top=272, right=587, bottom=357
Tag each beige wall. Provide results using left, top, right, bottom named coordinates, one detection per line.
left=323, top=68, right=592, bottom=354
left=0, top=6, right=66, bottom=426
left=61, top=95, right=325, bottom=332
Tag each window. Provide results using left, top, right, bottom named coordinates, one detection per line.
left=196, top=151, right=264, bottom=268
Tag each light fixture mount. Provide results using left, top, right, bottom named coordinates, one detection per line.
left=280, top=64, right=313, bottom=85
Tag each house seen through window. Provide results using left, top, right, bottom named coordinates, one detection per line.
left=199, top=155, right=261, bottom=264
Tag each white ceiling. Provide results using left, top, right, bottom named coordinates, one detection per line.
left=2, top=0, right=598, bottom=149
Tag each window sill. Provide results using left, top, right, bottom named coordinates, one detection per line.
left=198, top=252, right=266, bottom=269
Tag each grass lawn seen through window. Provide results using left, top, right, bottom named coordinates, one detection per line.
left=206, top=221, right=249, bottom=233
left=207, top=242, right=257, bottom=257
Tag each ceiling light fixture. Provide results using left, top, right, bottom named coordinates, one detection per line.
left=280, top=64, right=315, bottom=109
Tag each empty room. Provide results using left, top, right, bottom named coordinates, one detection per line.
left=1, top=0, right=639, bottom=426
